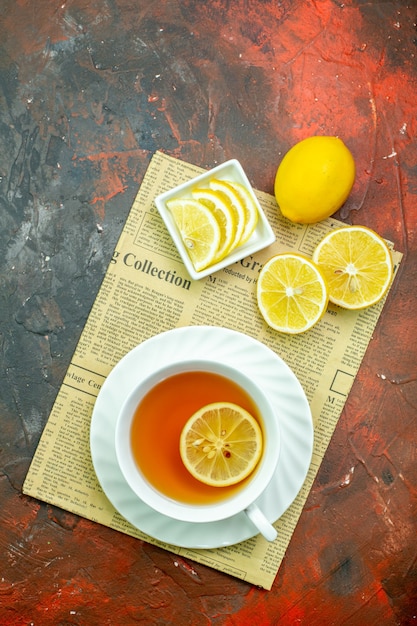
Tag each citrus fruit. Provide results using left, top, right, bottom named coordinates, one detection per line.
left=167, top=198, right=221, bottom=271
left=179, top=402, right=263, bottom=487
left=227, top=181, right=259, bottom=245
left=312, top=225, right=393, bottom=309
left=191, top=188, right=237, bottom=263
left=257, top=253, right=329, bottom=334
left=274, top=136, right=355, bottom=224
left=209, top=179, right=246, bottom=248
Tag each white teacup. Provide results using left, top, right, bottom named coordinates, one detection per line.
left=115, top=360, right=280, bottom=542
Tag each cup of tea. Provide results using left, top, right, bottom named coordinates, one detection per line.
left=114, top=359, right=280, bottom=541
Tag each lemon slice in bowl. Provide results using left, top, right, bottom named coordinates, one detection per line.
left=167, top=198, right=221, bottom=272
left=227, top=180, right=259, bottom=245
left=192, top=188, right=237, bottom=263
left=179, top=402, right=263, bottom=487
left=257, top=253, right=329, bottom=334
left=312, top=225, right=393, bottom=309
left=209, top=179, right=246, bottom=249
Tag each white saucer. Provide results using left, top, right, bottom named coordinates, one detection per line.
left=90, top=326, right=313, bottom=549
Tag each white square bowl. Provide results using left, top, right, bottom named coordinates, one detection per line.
left=154, top=159, right=276, bottom=280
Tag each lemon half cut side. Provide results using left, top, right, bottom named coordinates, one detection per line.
left=179, top=402, right=263, bottom=487
left=257, top=253, right=329, bottom=334
left=312, top=225, right=394, bottom=309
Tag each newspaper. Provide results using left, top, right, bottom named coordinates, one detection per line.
left=23, top=151, right=402, bottom=590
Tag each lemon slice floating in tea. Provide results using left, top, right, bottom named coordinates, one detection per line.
left=167, top=198, right=221, bottom=271
left=257, top=253, right=329, bottom=334
left=312, top=225, right=393, bottom=309
left=179, top=402, right=263, bottom=487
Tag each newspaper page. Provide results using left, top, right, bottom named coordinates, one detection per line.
left=23, top=151, right=402, bottom=590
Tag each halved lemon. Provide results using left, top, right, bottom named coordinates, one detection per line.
left=179, top=402, right=263, bottom=487
left=312, top=225, right=393, bottom=309
left=167, top=198, right=221, bottom=271
left=191, top=188, right=237, bottom=263
left=257, top=253, right=329, bottom=334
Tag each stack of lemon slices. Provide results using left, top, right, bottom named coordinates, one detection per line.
left=257, top=226, right=394, bottom=335
left=167, top=179, right=259, bottom=272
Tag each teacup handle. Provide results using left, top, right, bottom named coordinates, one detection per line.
left=245, top=503, right=278, bottom=542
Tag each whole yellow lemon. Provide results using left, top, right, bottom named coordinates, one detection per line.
left=274, top=136, right=355, bottom=224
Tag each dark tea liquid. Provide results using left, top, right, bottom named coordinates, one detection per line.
left=130, top=370, right=261, bottom=505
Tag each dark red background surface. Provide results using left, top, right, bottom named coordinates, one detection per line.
left=1, top=1, right=416, bottom=624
